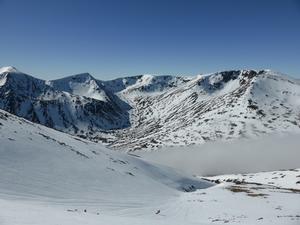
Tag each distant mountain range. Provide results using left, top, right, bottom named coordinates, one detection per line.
left=1, top=66, right=300, bottom=151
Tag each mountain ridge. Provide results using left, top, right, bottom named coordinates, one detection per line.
left=1, top=66, right=300, bottom=151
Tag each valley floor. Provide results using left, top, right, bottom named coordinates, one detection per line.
left=1, top=169, right=299, bottom=225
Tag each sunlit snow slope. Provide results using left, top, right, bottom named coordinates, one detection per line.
left=0, top=110, right=299, bottom=225
left=0, top=110, right=211, bottom=205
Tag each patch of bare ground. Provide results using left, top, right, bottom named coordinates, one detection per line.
left=226, top=185, right=269, bottom=198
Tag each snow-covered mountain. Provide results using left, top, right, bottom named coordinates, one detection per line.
left=1, top=66, right=300, bottom=150
left=111, top=70, right=300, bottom=150
left=0, top=67, right=131, bottom=133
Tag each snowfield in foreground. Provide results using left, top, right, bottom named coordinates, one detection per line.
left=0, top=171, right=299, bottom=225
left=0, top=110, right=299, bottom=224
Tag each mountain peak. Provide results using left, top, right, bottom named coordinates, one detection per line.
left=0, top=66, right=19, bottom=74
left=65, top=72, right=95, bottom=81
left=50, top=72, right=97, bottom=85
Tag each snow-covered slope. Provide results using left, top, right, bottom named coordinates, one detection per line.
left=0, top=109, right=213, bottom=211
left=1, top=67, right=300, bottom=150
left=203, top=169, right=300, bottom=189
left=0, top=110, right=299, bottom=225
left=47, top=73, right=109, bottom=101
left=111, top=70, right=300, bottom=150
left=1, top=170, right=300, bottom=225
left=102, top=74, right=191, bottom=96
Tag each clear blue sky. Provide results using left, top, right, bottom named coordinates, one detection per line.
left=0, top=0, right=300, bottom=79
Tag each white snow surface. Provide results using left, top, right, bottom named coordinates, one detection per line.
left=0, top=109, right=210, bottom=200
left=204, top=169, right=300, bottom=189
left=0, top=110, right=299, bottom=224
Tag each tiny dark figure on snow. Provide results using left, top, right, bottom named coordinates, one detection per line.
left=155, top=209, right=160, bottom=214
left=84, top=209, right=87, bottom=213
